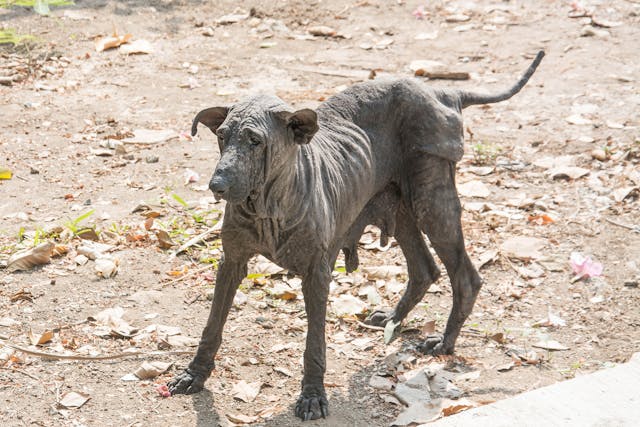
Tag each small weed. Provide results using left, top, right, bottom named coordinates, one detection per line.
left=0, top=28, right=35, bottom=45
left=63, top=209, right=95, bottom=235
left=1, top=0, right=73, bottom=6
left=471, top=141, right=501, bottom=166
left=171, top=193, right=189, bottom=209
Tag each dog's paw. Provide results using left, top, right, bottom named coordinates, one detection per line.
left=416, top=334, right=451, bottom=356
left=167, top=369, right=207, bottom=395
left=295, top=385, right=329, bottom=421
left=364, top=309, right=393, bottom=327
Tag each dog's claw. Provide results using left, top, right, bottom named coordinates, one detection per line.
left=365, top=309, right=394, bottom=327
left=417, top=334, right=451, bottom=355
left=167, top=369, right=206, bottom=395
left=295, top=385, right=329, bottom=421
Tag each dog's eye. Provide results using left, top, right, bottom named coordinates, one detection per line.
left=249, top=135, right=262, bottom=146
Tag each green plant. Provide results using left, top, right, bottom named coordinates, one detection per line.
left=63, top=209, right=95, bottom=235
left=171, top=193, right=188, bottom=209
left=471, top=141, right=501, bottom=165
left=0, top=28, right=35, bottom=45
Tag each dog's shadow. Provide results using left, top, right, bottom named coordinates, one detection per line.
left=189, top=357, right=398, bottom=427
left=191, top=388, right=221, bottom=427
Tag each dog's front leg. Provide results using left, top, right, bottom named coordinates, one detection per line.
left=168, top=256, right=248, bottom=395
left=295, top=260, right=331, bottom=421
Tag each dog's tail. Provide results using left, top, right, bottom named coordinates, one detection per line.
left=459, top=51, right=544, bottom=109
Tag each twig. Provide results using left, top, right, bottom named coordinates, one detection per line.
left=169, top=215, right=224, bottom=259
left=355, top=320, right=384, bottom=331
left=0, top=366, right=41, bottom=382
left=0, top=339, right=193, bottom=361
left=161, top=264, right=213, bottom=287
left=605, top=217, right=640, bottom=232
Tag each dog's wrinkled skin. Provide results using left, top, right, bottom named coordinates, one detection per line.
left=168, top=52, right=544, bottom=420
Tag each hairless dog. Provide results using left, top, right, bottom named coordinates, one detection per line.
left=168, top=51, right=545, bottom=420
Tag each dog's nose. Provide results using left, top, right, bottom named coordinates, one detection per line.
left=209, top=176, right=229, bottom=198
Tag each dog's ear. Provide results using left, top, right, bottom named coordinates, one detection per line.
left=279, top=109, right=318, bottom=144
left=191, top=107, right=229, bottom=136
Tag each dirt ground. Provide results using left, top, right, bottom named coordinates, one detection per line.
left=1, top=0, right=639, bottom=426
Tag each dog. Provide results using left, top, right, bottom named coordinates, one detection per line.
left=168, top=51, right=544, bottom=420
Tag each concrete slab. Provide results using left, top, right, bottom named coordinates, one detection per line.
left=428, top=353, right=640, bottom=427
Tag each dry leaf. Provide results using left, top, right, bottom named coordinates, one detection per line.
left=232, top=380, right=262, bottom=403
left=457, top=180, right=491, bottom=198
left=332, top=294, right=367, bottom=316
left=59, top=392, right=90, bottom=409
left=226, top=413, right=259, bottom=424
left=500, top=237, right=547, bottom=261
left=95, top=258, right=119, bottom=278
left=441, top=398, right=478, bottom=416
left=7, top=242, right=55, bottom=272
left=527, top=214, right=555, bottom=225
left=120, top=39, right=153, bottom=55
left=422, top=320, right=436, bottom=335
left=362, top=265, right=405, bottom=280
left=268, top=282, right=297, bottom=300
left=133, top=361, right=173, bottom=380
left=28, top=329, right=54, bottom=346
left=0, top=167, right=12, bottom=180
left=532, top=339, right=569, bottom=351
left=154, top=230, right=176, bottom=249
left=122, top=129, right=177, bottom=144
left=95, top=32, right=132, bottom=52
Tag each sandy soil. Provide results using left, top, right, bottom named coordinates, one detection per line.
left=1, top=1, right=639, bottom=426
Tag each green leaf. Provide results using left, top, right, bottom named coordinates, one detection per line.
left=171, top=193, right=188, bottom=208
left=72, top=209, right=95, bottom=225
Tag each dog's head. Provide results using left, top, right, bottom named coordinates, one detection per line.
left=192, top=95, right=318, bottom=204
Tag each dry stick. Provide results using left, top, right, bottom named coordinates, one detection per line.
left=605, top=217, right=640, bottom=232
left=0, top=366, right=41, bottom=382
left=161, top=264, right=213, bottom=287
left=355, top=320, right=385, bottom=331
left=0, top=339, right=193, bottom=361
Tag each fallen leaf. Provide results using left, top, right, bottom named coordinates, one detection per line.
left=369, top=374, right=395, bottom=391
left=165, top=335, right=199, bottom=347
left=28, top=329, right=54, bottom=346
left=500, top=237, right=547, bottom=261
left=154, top=230, right=176, bottom=249
left=95, top=257, right=119, bottom=278
left=59, top=392, right=90, bottom=409
left=473, top=249, right=498, bottom=270
left=422, top=320, right=436, bottom=335
left=76, top=242, right=114, bottom=260
left=533, top=307, right=566, bottom=328
left=497, top=362, right=516, bottom=372
left=612, top=186, right=637, bottom=203
left=122, top=129, right=177, bottom=144
left=253, top=256, right=286, bottom=275
left=226, top=413, right=259, bottom=424
left=392, top=400, right=442, bottom=425
left=332, top=294, right=367, bottom=316
left=489, top=332, right=506, bottom=344
left=547, top=166, right=590, bottom=180
left=7, top=242, right=55, bottom=272
left=120, top=39, right=153, bottom=55
left=95, top=31, right=132, bottom=52
left=384, top=319, right=401, bottom=344
left=268, top=282, right=297, bottom=300
left=307, top=25, right=337, bottom=37
left=442, top=398, right=478, bottom=416
left=0, top=167, right=12, bottom=180
left=532, top=339, right=569, bottom=351
left=362, top=265, right=405, bottom=280
left=90, top=306, right=137, bottom=338
left=528, top=214, right=555, bottom=225
left=232, top=380, right=262, bottom=403
left=134, top=361, right=173, bottom=380
left=565, top=114, right=593, bottom=125
left=457, top=180, right=491, bottom=198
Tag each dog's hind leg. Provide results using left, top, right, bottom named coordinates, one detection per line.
left=365, top=203, right=441, bottom=326
left=408, top=154, right=482, bottom=355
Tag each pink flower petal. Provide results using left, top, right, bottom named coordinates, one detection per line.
left=570, top=252, right=603, bottom=279
left=156, top=384, right=171, bottom=398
